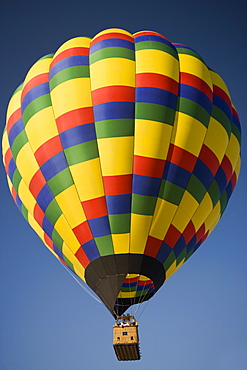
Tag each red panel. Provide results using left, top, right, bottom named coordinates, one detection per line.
left=167, top=144, right=197, bottom=172
left=4, top=148, right=12, bottom=171
left=29, top=169, right=46, bottom=198
left=33, top=203, right=45, bottom=227
left=214, top=85, right=232, bottom=110
left=134, top=31, right=169, bottom=41
left=124, top=276, right=139, bottom=283
left=182, top=221, right=196, bottom=244
left=82, top=197, right=108, bottom=219
left=180, top=72, right=212, bottom=101
left=103, top=174, right=132, bottom=195
left=50, top=47, right=89, bottom=69
left=144, top=235, right=162, bottom=258
left=195, top=224, right=205, bottom=243
left=90, top=32, right=133, bottom=47
left=73, top=221, right=93, bottom=245
left=199, top=144, right=220, bottom=176
left=21, top=74, right=49, bottom=100
left=220, top=156, right=233, bottom=183
left=34, top=135, right=63, bottom=166
left=133, top=155, right=165, bottom=178
left=92, top=86, right=135, bottom=105
left=164, top=224, right=181, bottom=248
left=11, top=186, right=17, bottom=202
left=56, top=107, right=94, bottom=133
left=44, top=233, right=54, bottom=249
left=7, top=108, right=22, bottom=133
left=136, top=73, right=178, bottom=94
left=75, top=246, right=90, bottom=268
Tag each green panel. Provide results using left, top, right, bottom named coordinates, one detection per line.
left=49, top=66, right=90, bottom=90
left=135, top=41, right=178, bottom=60
left=176, top=48, right=205, bottom=63
left=231, top=122, right=241, bottom=144
left=176, top=247, right=186, bottom=265
left=90, top=47, right=135, bottom=64
left=39, top=54, right=54, bottom=61
left=207, top=180, right=221, bottom=207
left=22, top=95, right=51, bottom=125
left=179, top=98, right=210, bottom=128
left=51, top=229, right=64, bottom=249
left=48, top=168, right=74, bottom=197
left=22, top=204, right=28, bottom=221
left=45, top=199, right=63, bottom=225
left=65, top=140, right=99, bottom=166
left=163, top=250, right=176, bottom=271
left=135, top=289, right=149, bottom=297
left=12, top=169, right=22, bottom=191
left=108, top=214, right=130, bottom=234
left=121, top=286, right=137, bottom=292
left=184, top=247, right=194, bottom=262
left=187, top=175, right=206, bottom=203
left=95, top=119, right=134, bottom=138
left=63, top=256, right=75, bottom=271
left=220, top=190, right=228, bottom=214
left=131, top=194, right=157, bottom=215
left=11, top=131, right=28, bottom=159
left=211, top=105, right=231, bottom=137
left=136, top=103, right=175, bottom=125
left=159, top=180, right=185, bottom=205
left=95, top=235, right=114, bottom=256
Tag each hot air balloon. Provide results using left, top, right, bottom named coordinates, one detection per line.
left=2, top=28, right=241, bottom=361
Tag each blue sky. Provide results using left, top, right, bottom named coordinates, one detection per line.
left=0, top=1, right=246, bottom=369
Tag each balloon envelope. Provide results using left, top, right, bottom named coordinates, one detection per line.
left=2, top=29, right=241, bottom=317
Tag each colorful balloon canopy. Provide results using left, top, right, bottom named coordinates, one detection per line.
left=2, top=29, right=241, bottom=317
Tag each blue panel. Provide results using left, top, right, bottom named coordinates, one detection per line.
left=93, top=102, right=135, bottom=121
left=225, top=180, right=233, bottom=200
left=213, top=94, right=232, bottom=122
left=134, top=34, right=175, bottom=50
left=82, top=240, right=100, bottom=261
left=180, top=84, right=212, bottom=114
left=41, top=151, right=68, bottom=181
left=193, top=158, right=214, bottom=189
left=8, top=158, right=17, bottom=181
left=156, top=242, right=173, bottom=264
left=186, top=235, right=196, bottom=253
left=90, top=38, right=134, bottom=54
left=37, top=184, right=54, bottom=212
left=8, top=119, right=24, bottom=147
left=136, top=87, right=177, bottom=110
left=60, top=122, right=96, bottom=149
left=106, top=194, right=131, bottom=214
left=215, top=166, right=228, bottom=195
left=133, top=174, right=161, bottom=197
left=173, top=235, right=186, bottom=257
left=163, top=162, right=191, bottom=189
left=16, top=194, right=22, bottom=211
left=49, top=55, right=89, bottom=79
left=54, top=244, right=63, bottom=258
left=21, top=83, right=50, bottom=112
left=122, top=281, right=138, bottom=288
left=88, top=216, right=111, bottom=238
left=42, top=216, right=54, bottom=239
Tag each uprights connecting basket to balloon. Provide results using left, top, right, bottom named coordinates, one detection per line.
left=2, top=28, right=241, bottom=361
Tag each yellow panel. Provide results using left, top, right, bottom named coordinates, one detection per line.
left=130, top=214, right=152, bottom=254
left=62, top=244, right=86, bottom=282
left=54, top=215, right=80, bottom=253
left=18, top=180, right=36, bottom=213
left=69, top=158, right=104, bottom=201
left=204, top=117, right=229, bottom=162
left=210, top=70, right=231, bottom=97
left=207, top=214, right=220, bottom=236
left=178, top=190, right=199, bottom=218
left=172, top=208, right=191, bottom=233
left=204, top=201, right=221, bottom=231
left=235, top=156, right=241, bottom=179
left=24, top=58, right=52, bottom=85
left=6, top=89, right=22, bottom=122
left=55, top=185, right=86, bottom=228
left=2, top=130, right=9, bottom=162
left=28, top=212, right=47, bottom=242
left=51, top=78, right=92, bottom=118
left=178, top=54, right=213, bottom=90
left=93, top=28, right=133, bottom=39
left=191, top=193, right=213, bottom=232
left=54, top=37, right=91, bottom=56
left=150, top=198, right=177, bottom=240
left=90, top=58, right=135, bottom=90
left=98, top=137, right=134, bottom=176
left=112, top=233, right=130, bottom=254
left=118, top=291, right=136, bottom=299
left=225, top=134, right=241, bottom=169
left=173, top=112, right=207, bottom=156
left=136, top=49, right=179, bottom=81
left=25, top=106, right=58, bottom=152
left=16, top=143, right=40, bottom=185
left=134, top=120, right=173, bottom=159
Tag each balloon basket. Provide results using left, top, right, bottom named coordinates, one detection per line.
left=113, top=315, right=141, bottom=361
